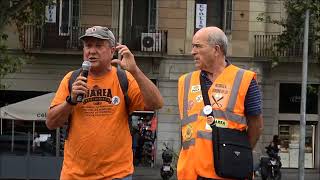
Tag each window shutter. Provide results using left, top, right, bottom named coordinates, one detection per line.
left=59, top=0, right=71, bottom=36
left=225, top=0, right=233, bottom=33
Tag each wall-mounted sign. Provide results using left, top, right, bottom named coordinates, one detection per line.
left=196, top=4, right=207, bottom=29
left=45, top=0, right=56, bottom=23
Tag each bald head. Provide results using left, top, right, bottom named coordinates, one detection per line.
left=195, top=27, right=228, bottom=55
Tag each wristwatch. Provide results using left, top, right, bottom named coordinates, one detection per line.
left=66, top=95, right=77, bottom=105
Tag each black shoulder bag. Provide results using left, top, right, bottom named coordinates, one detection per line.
left=200, top=75, right=253, bottom=180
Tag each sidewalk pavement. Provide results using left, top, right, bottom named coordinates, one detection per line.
left=133, top=166, right=165, bottom=180
left=254, top=169, right=320, bottom=180
left=133, top=166, right=320, bottom=180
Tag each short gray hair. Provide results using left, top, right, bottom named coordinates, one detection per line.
left=207, top=32, right=228, bottom=56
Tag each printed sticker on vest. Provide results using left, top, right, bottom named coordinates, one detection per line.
left=191, top=85, right=201, bottom=93
left=205, top=123, right=212, bottom=131
left=211, top=94, right=224, bottom=108
left=203, top=105, right=213, bottom=115
left=188, top=100, right=195, bottom=110
left=214, top=93, right=223, bottom=100
left=214, top=119, right=228, bottom=128
left=184, top=124, right=193, bottom=141
left=212, top=83, right=229, bottom=94
left=195, top=95, right=203, bottom=103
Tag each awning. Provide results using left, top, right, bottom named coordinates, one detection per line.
left=0, top=93, right=55, bottom=121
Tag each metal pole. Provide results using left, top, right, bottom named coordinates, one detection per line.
left=0, top=108, right=2, bottom=135
left=299, top=8, right=309, bottom=180
left=148, top=0, right=151, bottom=31
left=11, top=119, right=14, bottom=152
left=118, top=0, right=124, bottom=45
left=56, top=128, right=60, bottom=157
left=117, top=0, right=124, bottom=63
left=32, top=121, right=35, bottom=142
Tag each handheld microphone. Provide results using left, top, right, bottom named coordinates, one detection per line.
left=76, top=61, right=91, bottom=102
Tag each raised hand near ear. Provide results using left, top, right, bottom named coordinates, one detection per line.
left=111, top=43, right=138, bottom=74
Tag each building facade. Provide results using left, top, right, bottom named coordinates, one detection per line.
left=1, top=0, right=319, bottom=178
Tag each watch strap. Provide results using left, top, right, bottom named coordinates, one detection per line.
left=66, top=95, right=77, bottom=105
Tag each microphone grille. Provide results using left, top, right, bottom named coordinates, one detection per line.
left=82, top=61, right=91, bottom=70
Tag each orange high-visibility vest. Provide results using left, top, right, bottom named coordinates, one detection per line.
left=177, top=64, right=256, bottom=180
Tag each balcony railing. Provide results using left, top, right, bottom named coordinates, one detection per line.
left=23, top=25, right=167, bottom=55
left=23, top=25, right=117, bottom=51
left=254, top=34, right=319, bottom=58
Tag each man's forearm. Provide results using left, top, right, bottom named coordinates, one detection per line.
left=248, top=127, right=261, bottom=148
left=131, top=68, right=163, bottom=110
left=46, top=102, right=74, bottom=130
left=247, top=114, right=263, bottom=148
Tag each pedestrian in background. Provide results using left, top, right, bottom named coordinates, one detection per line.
left=32, top=132, right=41, bottom=152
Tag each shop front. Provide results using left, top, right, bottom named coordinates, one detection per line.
left=277, top=83, right=319, bottom=169
left=0, top=92, right=63, bottom=179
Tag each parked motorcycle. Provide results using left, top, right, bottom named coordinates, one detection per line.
left=160, top=144, right=174, bottom=180
left=260, top=145, right=282, bottom=180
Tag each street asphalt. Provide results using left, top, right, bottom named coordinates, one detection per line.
left=133, top=166, right=320, bottom=180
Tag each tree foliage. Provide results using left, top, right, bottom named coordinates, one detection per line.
left=257, top=0, right=320, bottom=64
left=0, top=0, right=51, bottom=89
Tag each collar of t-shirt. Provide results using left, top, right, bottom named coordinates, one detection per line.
left=200, top=59, right=231, bottom=87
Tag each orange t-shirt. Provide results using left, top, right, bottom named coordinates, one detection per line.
left=50, top=67, right=144, bottom=179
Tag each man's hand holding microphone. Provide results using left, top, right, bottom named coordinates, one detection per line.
left=68, top=61, right=91, bottom=105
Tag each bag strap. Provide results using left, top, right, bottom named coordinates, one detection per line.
left=116, top=67, right=130, bottom=112
left=200, top=73, right=214, bottom=118
left=68, top=68, right=82, bottom=93
left=62, top=68, right=82, bottom=141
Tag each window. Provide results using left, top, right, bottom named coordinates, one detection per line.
left=71, top=0, right=80, bottom=27
left=278, top=122, right=316, bottom=168
left=195, top=0, right=233, bottom=32
left=70, top=0, right=81, bottom=48
left=224, top=0, right=232, bottom=33
left=279, top=83, right=318, bottom=114
left=59, top=0, right=71, bottom=36
left=148, top=0, right=157, bottom=31
left=122, top=0, right=158, bottom=50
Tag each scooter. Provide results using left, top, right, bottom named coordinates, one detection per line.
left=260, top=145, right=282, bottom=180
left=160, top=144, right=174, bottom=180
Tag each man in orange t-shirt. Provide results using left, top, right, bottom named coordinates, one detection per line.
left=46, top=26, right=163, bottom=180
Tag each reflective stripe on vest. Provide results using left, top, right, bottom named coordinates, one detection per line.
left=181, top=72, right=199, bottom=126
left=181, top=72, right=198, bottom=150
left=227, top=69, right=245, bottom=112
left=197, top=130, right=212, bottom=140
left=181, top=68, right=246, bottom=149
left=182, top=73, right=198, bottom=124
left=181, top=109, right=246, bottom=126
left=181, top=69, right=246, bottom=126
left=183, top=131, right=212, bottom=149
left=182, top=138, right=195, bottom=149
